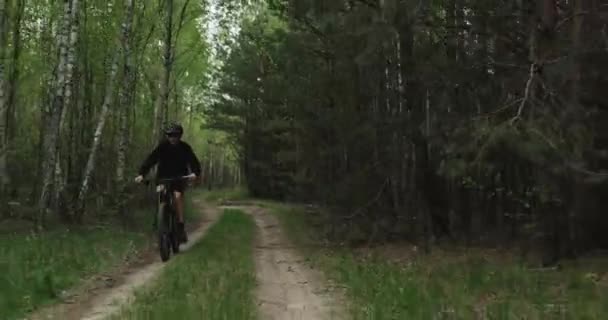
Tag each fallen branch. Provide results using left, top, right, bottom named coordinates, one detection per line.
left=566, top=162, right=608, bottom=184
left=472, top=98, right=523, bottom=120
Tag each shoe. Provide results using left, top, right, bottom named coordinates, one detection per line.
left=180, top=230, right=188, bottom=243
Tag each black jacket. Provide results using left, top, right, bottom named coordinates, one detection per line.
left=138, top=140, right=201, bottom=179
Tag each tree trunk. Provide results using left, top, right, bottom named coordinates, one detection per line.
left=54, top=0, right=81, bottom=214
left=0, top=0, right=8, bottom=198
left=5, top=0, right=24, bottom=194
left=154, top=0, right=173, bottom=141
left=58, top=0, right=80, bottom=131
left=116, top=0, right=136, bottom=217
left=32, top=14, right=55, bottom=205
left=569, top=0, right=583, bottom=110
left=565, top=0, right=587, bottom=259
left=38, top=0, right=77, bottom=229
left=76, top=52, right=120, bottom=220
left=152, top=70, right=162, bottom=142
left=173, top=75, right=179, bottom=119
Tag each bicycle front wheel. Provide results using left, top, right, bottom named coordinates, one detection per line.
left=157, top=203, right=171, bottom=262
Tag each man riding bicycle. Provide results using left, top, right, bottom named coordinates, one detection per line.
left=134, top=122, right=201, bottom=243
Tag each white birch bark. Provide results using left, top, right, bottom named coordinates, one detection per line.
left=54, top=0, right=81, bottom=208
left=115, top=0, right=135, bottom=190
left=76, top=53, right=120, bottom=215
left=155, top=0, right=173, bottom=141
left=37, top=0, right=75, bottom=228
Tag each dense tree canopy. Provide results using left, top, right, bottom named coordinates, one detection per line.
left=207, top=0, right=608, bottom=264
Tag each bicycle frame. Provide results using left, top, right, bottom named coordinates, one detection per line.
left=154, top=175, right=193, bottom=217
left=156, top=183, right=177, bottom=210
left=148, top=175, right=193, bottom=262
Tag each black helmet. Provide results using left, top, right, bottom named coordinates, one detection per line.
left=163, top=122, right=183, bottom=137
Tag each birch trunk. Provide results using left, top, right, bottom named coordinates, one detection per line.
left=170, top=0, right=190, bottom=121
left=157, top=0, right=173, bottom=139
left=76, top=53, right=120, bottom=218
left=64, top=0, right=80, bottom=113
left=116, top=0, right=136, bottom=215
left=153, top=74, right=162, bottom=141
left=37, top=0, right=75, bottom=229
left=0, top=0, right=8, bottom=196
left=55, top=0, right=81, bottom=210
left=32, top=13, right=55, bottom=205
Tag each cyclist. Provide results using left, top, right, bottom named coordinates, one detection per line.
left=134, top=122, right=201, bottom=243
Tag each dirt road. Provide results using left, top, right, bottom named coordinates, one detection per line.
left=26, top=201, right=344, bottom=320
left=26, top=199, right=221, bottom=320
left=222, top=204, right=345, bottom=320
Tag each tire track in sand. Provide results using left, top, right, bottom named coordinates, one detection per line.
left=222, top=204, right=345, bottom=320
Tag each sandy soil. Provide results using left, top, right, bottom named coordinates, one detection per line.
left=222, top=204, right=345, bottom=320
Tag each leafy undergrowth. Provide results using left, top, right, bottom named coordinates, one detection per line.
left=113, top=209, right=256, bottom=320
left=0, top=227, right=146, bottom=320
left=269, top=203, right=608, bottom=320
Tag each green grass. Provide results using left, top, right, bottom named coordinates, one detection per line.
left=269, top=204, right=608, bottom=320
left=0, top=227, right=146, bottom=320
left=0, top=187, right=205, bottom=320
left=114, top=209, right=257, bottom=320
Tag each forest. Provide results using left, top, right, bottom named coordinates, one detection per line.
left=1, top=0, right=607, bottom=318
left=0, top=0, right=241, bottom=229
left=208, top=0, right=608, bottom=265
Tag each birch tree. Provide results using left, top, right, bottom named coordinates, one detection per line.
left=54, top=0, right=81, bottom=213
left=153, top=0, right=174, bottom=141
left=115, top=0, right=136, bottom=215
left=38, top=0, right=80, bottom=228
left=76, top=52, right=120, bottom=219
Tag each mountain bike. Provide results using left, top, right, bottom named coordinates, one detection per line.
left=145, top=175, right=194, bottom=262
